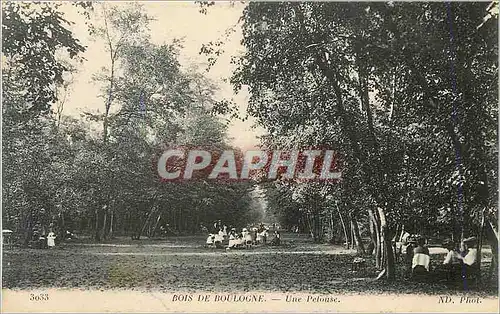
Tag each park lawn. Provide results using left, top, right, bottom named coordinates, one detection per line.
left=2, top=234, right=498, bottom=296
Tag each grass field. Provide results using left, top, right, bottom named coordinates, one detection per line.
left=2, top=233, right=498, bottom=296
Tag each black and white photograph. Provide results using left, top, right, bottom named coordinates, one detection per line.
left=1, top=1, right=499, bottom=313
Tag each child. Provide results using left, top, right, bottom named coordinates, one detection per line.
left=245, top=231, right=253, bottom=248
left=206, top=234, right=215, bottom=247
left=262, top=228, right=269, bottom=244
left=214, top=230, right=224, bottom=248
left=256, top=231, right=264, bottom=244
left=252, top=228, right=258, bottom=244
left=441, top=240, right=462, bottom=281
left=443, top=240, right=462, bottom=265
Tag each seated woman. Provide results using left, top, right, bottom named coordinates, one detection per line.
left=214, top=230, right=224, bottom=248
left=413, top=237, right=430, bottom=255
left=227, top=232, right=238, bottom=249
left=227, top=233, right=245, bottom=250
left=244, top=231, right=254, bottom=247
left=270, top=230, right=281, bottom=246
left=257, top=229, right=269, bottom=244
left=411, top=237, right=430, bottom=280
left=235, top=234, right=245, bottom=248
left=461, top=237, right=479, bottom=278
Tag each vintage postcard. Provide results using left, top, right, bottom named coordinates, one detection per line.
left=1, top=1, right=499, bottom=313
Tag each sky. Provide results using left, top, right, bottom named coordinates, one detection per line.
left=59, top=1, right=264, bottom=150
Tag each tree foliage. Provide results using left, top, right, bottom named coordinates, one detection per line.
left=2, top=3, right=258, bottom=245
left=225, top=1, right=498, bottom=279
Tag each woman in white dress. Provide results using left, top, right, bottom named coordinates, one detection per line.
left=228, top=233, right=237, bottom=249
left=47, top=232, right=56, bottom=248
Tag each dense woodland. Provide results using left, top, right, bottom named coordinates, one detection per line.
left=2, top=2, right=262, bottom=243
left=2, top=1, right=498, bottom=282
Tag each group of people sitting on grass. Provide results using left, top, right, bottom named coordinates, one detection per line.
left=403, top=235, right=479, bottom=282
left=205, top=223, right=281, bottom=249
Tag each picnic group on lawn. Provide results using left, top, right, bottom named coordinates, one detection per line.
left=203, top=221, right=480, bottom=283
left=205, top=220, right=281, bottom=250
left=19, top=221, right=77, bottom=249
left=399, top=233, right=480, bottom=282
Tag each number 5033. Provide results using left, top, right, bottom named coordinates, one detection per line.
left=30, top=293, right=49, bottom=301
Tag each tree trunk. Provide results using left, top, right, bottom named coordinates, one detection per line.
left=349, top=220, right=354, bottom=249
left=151, top=214, right=161, bottom=238
left=399, top=225, right=405, bottom=242
left=94, top=207, right=101, bottom=242
left=368, top=211, right=377, bottom=256
left=313, top=211, right=322, bottom=243
left=476, top=209, right=486, bottom=281
left=351, top=216, right=365, bottom=255
left=22, top=212, right=33, bottom=248
left=59, top=208, right=66, bottom=241
left=108, top=208, right=114, bottom=239
left=336, top=204, right=349, bottom=248
left=102, top=10, right=115, bottom=145
left=378, top=207, right=395, bottom=281
left=101, top=208, right=108, bottom=240
left=329, top=211, right=335, bottom=242
left=307, top=212, right=314, bottom=239
left=393, top=224, right=399, bottom=242
left=139, top=204, right=157, bottom=239
left=87, top=216, right=92, bottom=232
left=380, top=223, right=386, bottom=270
left=177, top=209, right=181, bottom=234
left=369, top=208, right=382, bottom=269
left=485, top=219, right=498, bottom=281
left=196, top=213, right=200, bottom=235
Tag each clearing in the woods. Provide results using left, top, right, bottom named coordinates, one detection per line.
left=2, top=234, right=497, bottom=296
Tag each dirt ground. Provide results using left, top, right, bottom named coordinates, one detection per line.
left=2, top=233, right=497, bottom=295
